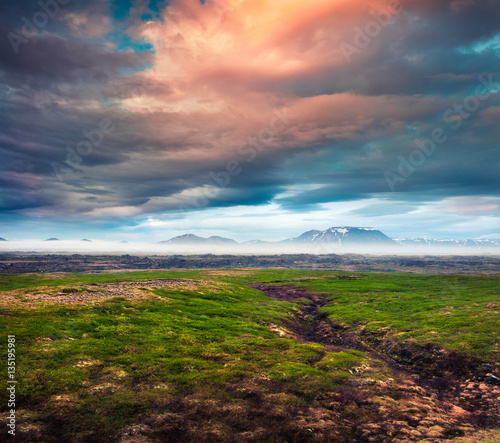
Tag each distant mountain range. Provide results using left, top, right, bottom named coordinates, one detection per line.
left=158, top=227, right=393, bottom=247
left=1, top=227, right=499, bottom=250
left=156, top=227, right=499, bottom=249
left=394, top=237, right=500, bottom=248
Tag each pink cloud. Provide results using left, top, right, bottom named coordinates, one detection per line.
left=135, top=0, right=404, bottom=92
left=117, top=0, right=433, bottom=154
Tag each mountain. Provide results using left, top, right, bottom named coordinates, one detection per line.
left=0, top=237, right=6, bottom=241
left=285, top=227, right=395, bottom=245
left=81, top=238, right=92, bottom=242
left=44, top=238, right=60, bottom=241
left=395, top=238, right=460, bottom=247
left=206, top=236, right=238, bottom=245
left=466, top=238, right=500, bottom=247
left=159, top=234, right=238, bottom=245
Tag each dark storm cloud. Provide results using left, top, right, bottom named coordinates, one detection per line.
left=0, top=31, right=151, bottom=89
left=279, top=0, right=500, bottom=98
left=404, top=0, right=500, bottom=46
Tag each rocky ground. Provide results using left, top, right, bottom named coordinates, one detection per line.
left=0, top=279, right=205, bottom=308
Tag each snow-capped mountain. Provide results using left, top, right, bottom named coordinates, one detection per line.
left=394, top=238, right=500, bottom=248
left=284, top=227, right=395, bottom=245
left=465, top=238, right=500, bottom=247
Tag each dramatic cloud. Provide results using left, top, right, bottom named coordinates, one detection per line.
left=0, top=0, right=499, bottom=240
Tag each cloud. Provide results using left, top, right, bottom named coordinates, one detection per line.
left=0, top=0, right=499, bottom=239
left=434, top=196, right=500, bottom=215
left=64, top=10, right=112, bottom=39
left=0, top=32, right=150, bottom=89
left=450, top=0, right=476, bottom=13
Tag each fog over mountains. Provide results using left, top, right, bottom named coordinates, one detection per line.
left=159, top=234, right=238, bottom=245
left=159, top=227, right=498, bottom=249
left=158, top=227, right=396, bottom=248
left=0, top=227, right=499, bottom=255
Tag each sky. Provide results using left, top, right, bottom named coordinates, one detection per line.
left=0, top=0, right=499, bottom=243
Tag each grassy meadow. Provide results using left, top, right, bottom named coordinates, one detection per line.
left=0, top=269, right=499, bottom=441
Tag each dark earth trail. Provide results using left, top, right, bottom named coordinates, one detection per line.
left=251, top=284, right=405, bottom=366
left=251, top=284, right=500, bottom=441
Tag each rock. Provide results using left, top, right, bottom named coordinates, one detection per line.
left=489, top=375, right=500, bottom=385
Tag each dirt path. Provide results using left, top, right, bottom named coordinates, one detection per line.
left=252, top=284, right=500, bottom=441
left=252, top=284, right=405, bottom=366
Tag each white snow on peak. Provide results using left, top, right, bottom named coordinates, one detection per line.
left=329, top=228, right=348, bottom=235
left=327, top=226, right=376, bottom=232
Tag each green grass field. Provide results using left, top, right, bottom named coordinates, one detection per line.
left=1, top=269, right=499, bottom=442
